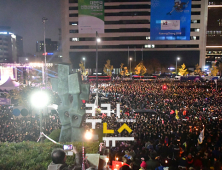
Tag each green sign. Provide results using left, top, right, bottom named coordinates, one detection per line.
left=78, top=0, right=104, bottom=33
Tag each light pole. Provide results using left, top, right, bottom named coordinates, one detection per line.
left=83, top=57, right=86, bottom=68
left=130, top=58, right=132, bottom=75
left=176, top=57, right=180, bottom=75
left=31, top=90, right=49, bottom=143
left=42, top=17, right=48, bottom=86
left=82, top=57, right=86, bottom=78
left=96, top=31, right=101, bottom=106
left=82, top=130, right=93, bottom=169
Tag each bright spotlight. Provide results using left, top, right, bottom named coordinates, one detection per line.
left=84, top=130, right=92, bottom=140
left=97, top=38, right=101, bottom=43
left=31, top=91, right=49, bottom=108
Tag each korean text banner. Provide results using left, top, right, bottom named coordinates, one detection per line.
left=78, top=0, right=104, bottom=34
left=150, top=0, right=192, bottom=40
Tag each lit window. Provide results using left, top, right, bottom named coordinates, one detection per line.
left=71, top=38, right=79, bottom=41
left=146, top=36, right=150, bottom=40
left=195, top=29, right=200, bottom=32
left=151, top=44, right=155, bottom=48
left=72, top=23, right=77, bottom=25
left=191, top=36, right=196, bottom=40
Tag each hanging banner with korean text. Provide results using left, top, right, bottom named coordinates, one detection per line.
left=78, top=0, right=104, bottom=33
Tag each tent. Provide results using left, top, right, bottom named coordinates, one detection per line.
left=0, top=77, right=19, bottom=90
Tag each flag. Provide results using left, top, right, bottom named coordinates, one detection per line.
left=198, top=129, right=204, bottom=144
left=175, top=110, right=179, bottom=120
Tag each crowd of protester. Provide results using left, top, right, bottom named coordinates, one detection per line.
left=85, top=81, right=222, bottom=170
left=0, top=106, right=60, bottom=143
left=1, top=80, right=222, bottom=169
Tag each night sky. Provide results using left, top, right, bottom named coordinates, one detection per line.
left=0, top=0, right=61, bottom=55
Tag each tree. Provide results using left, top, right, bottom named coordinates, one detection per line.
left=210, top=63, right=218, bottom=76
left=79, top=61, right=87, bottom=76
left=119, top=63, right=129, bottom=76
left=103, top=60, right=113, bottom=76
left=178, top=63, right=188, bottom=76
left=194, top=64, right=202, bottom=76
left=145, top=58, right=161, bottom=75
left=160, top=65, right=168, bottom=74
left=124, top=67, right=130, bottom=76
left=120, top=63, right=124, bottom=76
left=218, top=62, right=222, bottom=76
left=146, top=64, right=154, bottom=75
left=134, top=62, right=146, bottom=75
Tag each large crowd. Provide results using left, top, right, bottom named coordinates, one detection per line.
left=0, top=106, right=60, bottom=143
left=1, top=80, right=222, bottom=170
left=85, top=81, right=222, bottom=170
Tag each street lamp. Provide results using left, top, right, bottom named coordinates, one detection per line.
left=97, top=37, right=101, bottom=43
left=82, top=57, right=86, bottom=67
left=96, top=31, right=101, bottom=106
left=31, top=90, right=49, bottom=143
left=42, top=17, right=48, bottom=86
left=84, top=130, right=93, bottom=140
left=176, top=57, right=180, bottom=75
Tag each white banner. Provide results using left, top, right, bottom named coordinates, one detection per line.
left=161, top=20, right=180, bottom=30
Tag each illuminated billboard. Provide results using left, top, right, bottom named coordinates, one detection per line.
left=150, top=0, right=192, bottom=40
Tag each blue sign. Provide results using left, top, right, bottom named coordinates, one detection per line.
left=150, top=0, right=192, bottom=40
left=13, top=109, right=20, bottom=116
left=0, top=98, right=11, bottom=105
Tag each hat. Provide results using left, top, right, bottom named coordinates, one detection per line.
left=140, top=161, right=147, bottom=169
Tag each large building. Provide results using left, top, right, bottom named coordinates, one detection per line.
left=206, top=1, right=222, bottom=65
left=36, top=38, right=62, bottom=63
left=61, top=0, right=208, bottom=69
left=0, top=26, right=23, bottom=63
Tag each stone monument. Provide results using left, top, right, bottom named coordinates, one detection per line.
left=51, top=64, right=90, bottom=142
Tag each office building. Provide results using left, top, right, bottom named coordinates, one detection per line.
left=36, top=38, right=62, bottom=63
left=61, top=0, right=208, bottom=69
left=206, top=1, right=222, bottom=65
left=0, top=26, right=23, bottom=63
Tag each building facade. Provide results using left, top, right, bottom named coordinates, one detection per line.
left=206, top=1, right=222, bottom=66
left=61, top=0, right=208, bottom=69
left=36, top=38, right=62, bottom=63
left=0, top=26, right=23, bottom=63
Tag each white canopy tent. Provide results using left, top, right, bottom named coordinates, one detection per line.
left=0, top=77, right=19, bottom=90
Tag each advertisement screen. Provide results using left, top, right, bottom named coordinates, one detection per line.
left=150, top=0, right=192, bottom=40
left=78, top=0, right=104, bottom=34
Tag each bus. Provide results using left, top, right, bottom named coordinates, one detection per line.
left=132, top=75, right=157, bottom=80
left=88, top=76, right=111, bottom=82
